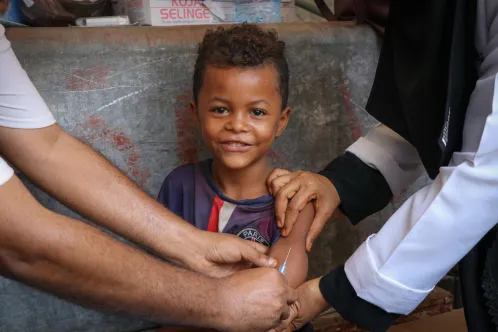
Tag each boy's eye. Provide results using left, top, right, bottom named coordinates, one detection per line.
left=251, top=109, right=266, bottom=117
left=211, top=107, right=229, bottom=114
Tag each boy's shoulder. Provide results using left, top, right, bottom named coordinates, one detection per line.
left=158, top=162, right=199, bottom=206
left=157, top=160, right=212, bottom=209
left=164, top=162, right=196, bottom=182
left=162, top=159, right=211, bottom=186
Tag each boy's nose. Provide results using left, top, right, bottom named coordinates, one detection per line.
left=226, top=113, right=250, bottom=133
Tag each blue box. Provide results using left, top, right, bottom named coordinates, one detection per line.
left=1, top=0, right=27, bottom=26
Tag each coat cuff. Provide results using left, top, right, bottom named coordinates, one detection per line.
left=345, top=235, right=434, bottom=315
left=319, top=265, right=399, bottom=332
left=0, top=158, right=14, bottom=186
left=319, top=152, right=392, bottom=224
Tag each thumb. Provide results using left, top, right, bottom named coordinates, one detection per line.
left=246, top=240, right=270, bottom=254
left=269, top=319, right=291, bottom=332
left=269, top=303, right=299, bottom=332
left=240, top=242, right=277, bottom=268
left=284, top=325, right=297, bottom=332
left=284, top=303, right=301, bottom=332
left=306, top=210, right=329, bottom=252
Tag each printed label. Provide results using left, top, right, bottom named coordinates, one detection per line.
left=150, top=0, right=235, bottom=26
left=159, top=0, right=211, bottom=25
left=441, top=106, right=451, bottom=146
left=237, top=227, right=270, bottom=247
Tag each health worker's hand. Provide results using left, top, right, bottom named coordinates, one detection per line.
left=267, top=169, right=340, bottom=251
left=216, top=268, right=298, bottom=331
left=269, top=277, right=330, bottom=332
left=186, top=230, right=277, bottom=278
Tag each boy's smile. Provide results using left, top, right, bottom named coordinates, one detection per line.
left=193, top=65, right=290, bottom=171
left=220, top=141, right=253, bottom=153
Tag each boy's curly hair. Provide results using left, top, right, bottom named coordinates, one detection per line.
left=193, top=24, right=289, bottom=109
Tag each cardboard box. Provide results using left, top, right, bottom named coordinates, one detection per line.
left=131, top=0, right=234, bottom=26
left=111, top=0, right=295, bottom=26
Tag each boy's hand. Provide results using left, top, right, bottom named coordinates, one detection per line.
left=269, top=277, right=330, bottom=332
left=189, top=231, right=277, bottom=278
left=267, top=169, right=340, bottom=251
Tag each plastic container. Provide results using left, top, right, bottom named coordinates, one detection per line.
left=19, top=0, right=110, bottom=26
left=235, top=0, right=280, bottom=23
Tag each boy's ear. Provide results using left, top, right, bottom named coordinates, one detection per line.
left=190, top=100, right=200, bottom=126
left=276, top=107, right=291, bottom=138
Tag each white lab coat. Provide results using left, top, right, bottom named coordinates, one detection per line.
left=343, top=0, right=498, bottom=315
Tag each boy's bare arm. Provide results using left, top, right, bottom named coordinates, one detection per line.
left=268, top=203, right=314, bottom=288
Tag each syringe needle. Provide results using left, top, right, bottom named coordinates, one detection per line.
left=284, top=247, right=292, bottom=263
left=279, top=247, right=292, bottom=275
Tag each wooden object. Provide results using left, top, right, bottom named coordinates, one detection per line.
left=312, top=287, right=454, bottom=332
left=390, top=309, right=466, bottom=332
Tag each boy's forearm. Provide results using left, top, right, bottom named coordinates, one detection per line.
left=0, top=176, right=219, bottom=327
left=269, top=203, right=314, bottom=288
left=0, top=125, right=203, bottom=267
left=269, top=238, right=308, bottom=288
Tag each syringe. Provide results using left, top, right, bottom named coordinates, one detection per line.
left=279, top=247, right=292, bottom=275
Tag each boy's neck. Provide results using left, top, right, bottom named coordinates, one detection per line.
left=211, top=158, right=273, bottom=201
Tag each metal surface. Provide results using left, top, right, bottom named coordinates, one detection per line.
left=2, top=23, right=405, bottom=331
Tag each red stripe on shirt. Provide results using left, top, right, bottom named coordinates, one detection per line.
left=207, top=195, right=224, bottom=232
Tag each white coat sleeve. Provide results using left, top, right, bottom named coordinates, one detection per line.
left=344, top=69, right=498, bottom=314
left=0, top=24, right=56, bottom=186
left=346, top=124, right=425, bottom=197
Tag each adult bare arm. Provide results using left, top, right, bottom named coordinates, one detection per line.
left=0, top=175, right=295, bottom=331
left=0, top=124, right=275, bottom=277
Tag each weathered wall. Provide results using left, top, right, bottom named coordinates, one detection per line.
left=1, top=23, right=414, bottom=331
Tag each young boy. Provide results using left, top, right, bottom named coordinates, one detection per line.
left=157, top=24, right=314, bottom=331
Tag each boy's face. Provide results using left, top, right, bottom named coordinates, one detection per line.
left=193, top=65, right=290, bottom=170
